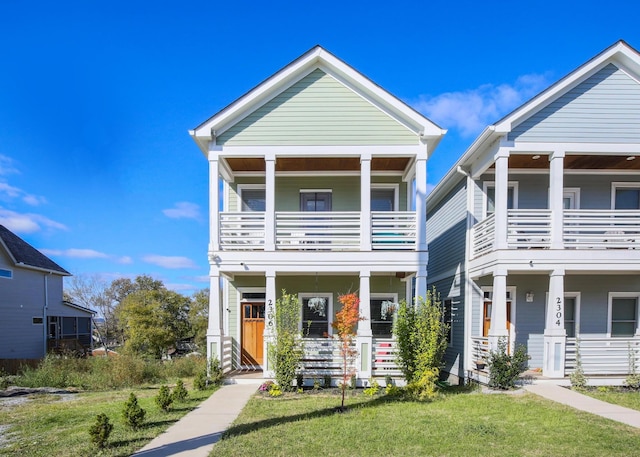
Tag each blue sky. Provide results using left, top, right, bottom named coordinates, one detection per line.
left=1, top=1, right=638, bottom=294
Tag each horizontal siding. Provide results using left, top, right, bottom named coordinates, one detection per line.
left=510, top=64, right=640, bottom=143
left=218, top=69, right=418, bottom=146
left=431, top=275, right=465, bottom=380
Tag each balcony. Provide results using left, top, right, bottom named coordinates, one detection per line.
left=471, top=209, right=640, bottom=257
left=218, top=211, right=416, bottom=251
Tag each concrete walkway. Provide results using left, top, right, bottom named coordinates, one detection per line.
left=524, top=383, right=640, bottom=428
left=131, top=383, right=257, bottom=457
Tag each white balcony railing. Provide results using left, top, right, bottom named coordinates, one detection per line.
left=218, top=211, right=417, bottom=251
left=471, top=214, right=495, bottom=257
left=565, top=336, right=640, bottom=375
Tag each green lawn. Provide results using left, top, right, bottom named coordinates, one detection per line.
left=0, top=383, right=215, bottom=457
left=581, top=387, right=640, bottom=412
left=212, top=389, right=640, bottom=457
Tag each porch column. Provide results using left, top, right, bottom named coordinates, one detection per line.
left=208, top=148, right=220, bottom=252
left=263, top=270, right=276, bottom=377
left=494, top=148, right=509, bottom=250
left=360, top=153, right=372, bottom=250
left=415, top=149, right=428, bottom=252
left=415, top=267, right=428, bottom=303
left=265, top=154, right=276, bottom=251
left=544, top=269, right=566, bottom=378
left=206, top=272, right=223, bottom=369
left=488, top=270, right=509, bottom=351
left=549, top=150, right=565, bottom=249
left=357, top=271, right=372, bottom=380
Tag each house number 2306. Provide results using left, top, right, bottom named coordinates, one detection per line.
left=555, top=297, right=562, bottom=326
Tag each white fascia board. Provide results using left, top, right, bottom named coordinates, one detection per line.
left=495, top=41, right=640, bottom=133
left=217, top=145, right=425, bottom=158
left=509, top=142, right=640, bottom=155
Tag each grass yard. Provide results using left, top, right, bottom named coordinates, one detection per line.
left=0, top=383, right=215, bottom=457
left=213, top=388, right=640, bottom=457
left=580, top=387, right=640, bottom=412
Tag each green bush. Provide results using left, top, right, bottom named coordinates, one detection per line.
left=172, top=379, right=188, bottom=402
left=487, top=338, right=529, bottom=390
left=89, top=413, right=113, bottom=448
left=268, top=291, right=304, bottom=392
left=193, top=371, right=207, bottom=391
left=155, top=385, right=173, bottom=412
left=122, top=392, right=146, bottom=429
left=208, top=357, right=223, bottom=387
left=406, top=369, right=439, bottom=401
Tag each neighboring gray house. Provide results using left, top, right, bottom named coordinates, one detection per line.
left=0, top=225, right=93, bottom=371
left=427, top=40, right=640, bottom=385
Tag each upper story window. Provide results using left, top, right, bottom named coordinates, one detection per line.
left=612, top=183, right=640, bottom=209
left=0, top=268, right=12, bottom=279
left=300, top=191, right=332, bottom=212
left=483, top=182, right=518, bottom=217
left=240, top=187, right=265, bottom=212
left=371, top=187, right=397, bottom=211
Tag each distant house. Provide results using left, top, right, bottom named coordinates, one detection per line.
left=0, top=225, right=93, bottom=371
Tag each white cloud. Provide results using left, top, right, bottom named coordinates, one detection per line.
left=166, top=283, right=198, bottom=292
left=40, top=248, right=108, bottom=259
left=22, top=194, right=47, bottom=206
left=117, top=256, right=133, bottom=264
left=162, top=202, right=201, bottom=220
left=0, top=155, right=19, bottom=176
left=412, top=73, right=550, bottom=137
left=142, top=255, right=198, bottom=269
left=0, top=208, right=67, bottom=233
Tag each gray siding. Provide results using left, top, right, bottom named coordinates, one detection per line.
left=431, top=275, right=465, bottom=381
left=510, top=64, right=640, bottom=143
left=218, top=69, right=418, bottom=146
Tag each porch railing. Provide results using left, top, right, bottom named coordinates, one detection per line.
left=221, top=336, right=233, bottom=373
left=276, top=212, right=360, bottom=250
left=372, top=338, right=402, bottom=377
left=507, top=209, right=551, bottom=249
left=219, top=212, right=266, bottom=250
left=565, top=337, right=640, bottom=375
left=301, top=338, right=345, bottom=375
left=471, top=214, right=495, bottom=257
left=564, top=210, right=640, bottom=249
left=471, top=336, right=490, bottom=369
left=371, top=211, right=416, bottom=250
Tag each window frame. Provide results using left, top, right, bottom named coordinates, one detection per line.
left=563, top=292, right=581, bottom=338
left=482, top=181, right=519, bottom=219
left=608, top=292, right=640, bottom=337
left=370, top=293, right=398, bottom=338
left=299, top=292, right=333, bottom=337
left=0, top=268, right=13, bottom=279
left=238, top=184, right=266, bottom=212
left=611, top=182, right=640, bottom=210
left=371, top=184, right=399, bottom=212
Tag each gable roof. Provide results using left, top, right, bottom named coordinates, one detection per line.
left=428, top=40, right=640, bottom=207
left=190, top=45, right=446, bottom=153
left=0, top=225, right=70, bottom=275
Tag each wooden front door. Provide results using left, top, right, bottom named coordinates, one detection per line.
left=483, top=299, right=512, bottom=349
left=241, top=303, right=265, bottom=366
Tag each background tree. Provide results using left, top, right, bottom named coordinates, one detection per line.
left=332, top=292, right=364, bottom=411
left=189, top=289, right=209, bottom=350
left=64, top=274, right=115, bottom=348
left=117, top=288, right=192, bottom=359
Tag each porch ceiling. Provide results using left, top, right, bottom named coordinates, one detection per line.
left=224, top=157, right=411, bottom=173
left=503, top=154, right=640, bottom=170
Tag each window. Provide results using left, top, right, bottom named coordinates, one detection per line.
left=370, top=295, right=397, bottom=337
left=300, top=191, right=332, bottom=212
left=610, top=295, right=638, bottom=337
left=240, top=188, right=265, bottom=212
left=32, top=317, right=43, bottom=325
left=300, top=294, right=332, bottom=337
left=371, top=187, right=397, bottom=211
left=443, top=299, right=453, bottom=344
left=564, top=296, right=577, bottom=337
left=613, top=185, right=640, bottom=209
left=0, top=268, right=12, bottom=279
left=484, top=182, right=517, bottom=216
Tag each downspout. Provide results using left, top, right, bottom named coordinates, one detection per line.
left=43, top=272, right=52, bottom=357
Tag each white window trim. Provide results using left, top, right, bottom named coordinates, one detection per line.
left=611, top=182, right=640, bottom=209
left=237, top=184, right=266, bottom=212
left=482, top=181, right=519, bottom=219
left=371, top=184, right=399, bottom=211
left=0, top=268, right=13, bottom=279
left=481, top=286, right=516, bottom=351
left=299, top=292, right=333, bottom=337
left=370, top=293, right=399, bottom=337
left=563, top=188, right=581, bottom=210
left=300, top=189, right=333, bottom=193
left=545, top=292, right=581, bottom=336
left=607, top=292, right=640, bottom=337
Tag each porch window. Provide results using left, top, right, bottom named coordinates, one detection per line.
left=484, top=183, right=517, bottom=215
left=370, top=296, right=397, bottom=337
left=240, top=188, right=265, bottom=212
left=371, top=188, right=396, bottom=211
left=564, top=297, right=576, bottom=338
left=610, top=296, right=638, bottom=337
left=300, top=294, right=332, bottom=337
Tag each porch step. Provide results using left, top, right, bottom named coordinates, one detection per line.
left=224, top=370, right=268, bottom=385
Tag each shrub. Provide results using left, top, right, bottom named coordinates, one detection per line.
left=122, top=393, right=146, bottom=429
left=155, top=385, right=173, bottom=411
left=172, top=379, right=188, bottom=402
left=570, top=338, right=587, bottom=389
left=487, top=338, right=529, bottom=390
left=268, top=291, right=304, bottom=392
left=268, top=384, right=283, bottom=397
left=89, top=413, right=113, bottom=448
left=394, top=290, right=448, bottom=399
left=296, top=373, right=304, bottom=389
left=363, top=379, right=380, bottom=397
left=626, top=344, right=640, bottom=389
left=407, top=369, right=439, bottom=401
left=208, top=357, right=223, bottom=387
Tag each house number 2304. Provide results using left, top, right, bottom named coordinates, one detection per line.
left=555, top=297, right=562, bottom=326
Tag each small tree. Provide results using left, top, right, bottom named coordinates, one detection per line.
left=487, top=338, right=529, bottom=390
left=172, top=379, right=188, bottom=402
left=394, top=289, right=448, bottom=400
left=332, top=292, right=364, bottom=411
left=122, top=392, right=146, bottom=429
left=155, top=385, right=173, bottom=411
left=268, top=290, right=304, bottom=391
left=89, top=413, right=113, bottom=448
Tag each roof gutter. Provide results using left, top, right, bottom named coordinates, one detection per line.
left=17, top=262, right=70, bottom=276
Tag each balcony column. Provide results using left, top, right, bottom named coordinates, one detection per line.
left=494, top=148, right=510, bottom=250
left=206, top=272, right=223, bottom=368
left=488, top=269, right=509, bottom=351
left=263, top=270, right=276, bottom=377
left=549, top=150, right=565, bottom=249
left=415, top=149, right=428, bottom=252
left=357, top=271, right=372, bottom=380
left=208, top=147, right=220, bottom=252
left=360, top=153, right=372, bottom=250
left=544, top=269, right=566, bottom=378
left=265, top=154, right=276, bottom=251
